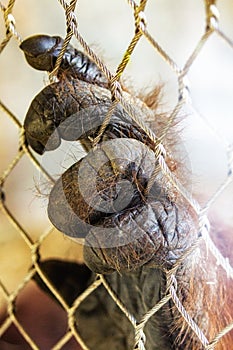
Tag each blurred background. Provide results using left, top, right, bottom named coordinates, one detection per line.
left=0, top=0, right=233, bottom=348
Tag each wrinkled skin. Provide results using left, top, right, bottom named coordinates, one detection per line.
left=21, top=34, right=233, bottom=350
left=45, top=106, right=203, bottom=350
left=20, top=34, right=108, bottom=87
left=23, top=79, right=156, bottom=155
left=48, top=139, right=197, bottom=274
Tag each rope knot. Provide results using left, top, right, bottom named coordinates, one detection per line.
left=198, top=214, right=210, bottom=238
left=178, top=75, right=191, bottom=103
left=134, top=328, right=146, bottom=350
left=154, top=142, right=167, bottom=158
left=110, top=80, right=123, bottom=102
left=31, top=243, right=40, bottom=264
left=0, top=185, right=5, bottom=203
left=19, top=127, right=26, bottom=152
left=4, top=13, right=16, bottom=35
left=134, top=10, right=147, bottom=33
left=65, top=9, right=77, bottom=32
left=206, top=3, right=219, bottom=30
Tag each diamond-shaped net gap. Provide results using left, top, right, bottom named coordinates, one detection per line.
left=0, top=0, right=233, bottom=349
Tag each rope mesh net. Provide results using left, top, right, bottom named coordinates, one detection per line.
left=0, top=0, right=233, bottom=349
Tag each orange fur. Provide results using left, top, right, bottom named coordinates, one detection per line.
left=143, top=88, right=233, bottom=349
